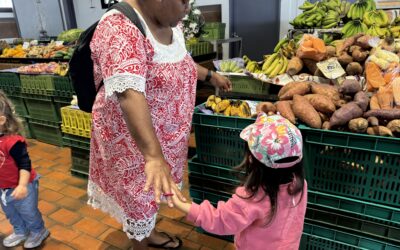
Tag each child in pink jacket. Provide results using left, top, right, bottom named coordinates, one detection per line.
left=172, top=113, right=307, bottom=250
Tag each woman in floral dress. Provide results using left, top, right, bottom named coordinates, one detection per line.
left=88, top=0, right=231, bottom=249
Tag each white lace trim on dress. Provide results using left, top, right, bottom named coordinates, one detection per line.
left=104, top=73, right=146, bottom=98
left=87, top=181, right=156, bottom=241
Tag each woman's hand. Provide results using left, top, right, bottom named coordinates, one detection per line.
left=11, top=185, right=28, bottom=200
left=143, top=159, right=187, bottom=207
left=210, top=72, right=232, bottom=92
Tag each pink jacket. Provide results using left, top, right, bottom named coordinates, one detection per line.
left=187, top=181, right=307, bottom=250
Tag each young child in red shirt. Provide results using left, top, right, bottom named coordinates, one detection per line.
left=0, top=91, right=49, bottom=248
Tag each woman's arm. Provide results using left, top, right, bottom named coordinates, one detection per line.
left=117, top=90, right=186, bottom=207
left=196, top=64, right=232, bottom=92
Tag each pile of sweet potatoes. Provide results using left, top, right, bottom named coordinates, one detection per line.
left=256, top=80, right=400, bottom=137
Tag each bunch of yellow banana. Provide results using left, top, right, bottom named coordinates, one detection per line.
left=219, top=60, right=243, bottom=73
left=363, top=10, right=389, bottom=27
left=274, top=39, right=297, bottom=59
left=366, top=24, right=389, bottom=38
left=243, top=55, right=262, bottom=73
left=389, top=26, right=400, bottom=38
left=338, top=0, right=351, bottom=17
left=322, top=10, right=341, bottom=29
left=205, top=95, right=251, bottom=118
left=341, top=19, right=368, bottom=38
left=347, top=0, right=376, bottom=20
left=262, top=52, right=288, bottom=78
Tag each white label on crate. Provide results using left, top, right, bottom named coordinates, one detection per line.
left=22, top=42, right=30, bottom=49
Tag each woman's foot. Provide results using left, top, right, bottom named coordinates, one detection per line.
left=148, top=231, right=182, bottom=249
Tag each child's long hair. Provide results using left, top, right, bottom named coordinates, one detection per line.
left=0, top=91, right=24, bottom=135
left=235, top=146, right=305, bottom=225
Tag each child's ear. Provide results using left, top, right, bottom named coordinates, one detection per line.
left=0, top=115, right=6, bottom=126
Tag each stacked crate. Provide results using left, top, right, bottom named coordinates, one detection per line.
left=60, top=106, right=91, bottom=177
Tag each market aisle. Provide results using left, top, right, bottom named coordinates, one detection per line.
left=0, top=140, right=234, bottom=250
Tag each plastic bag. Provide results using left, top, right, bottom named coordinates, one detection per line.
left=296, top=34, right=327, bottom=62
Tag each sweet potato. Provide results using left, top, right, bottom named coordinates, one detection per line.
left=350, top=46, right=369, bottom=62
left=346, top=62, right=363, bottom=76
left=339, top=79, right=362, bottom=95
left=275, top=101, right=296, bottom=124
left=256, top=102, right=276, bottom=114
left=334, top=99, right=347, bottom=108
left=367, top=126, right=393, bottom=137
left=303, top=58, right=319, bottom=75
left=376, top=86, right=394, bottom=110
left=318, top=112, right=330, bottom=122
left=286, top=57, right=303, bottom=76
left=338, top=52, right=353, bottom=66
left=367, top=116, right=379, bottom=127
left=322, top=121, right=331, bottom=130
left=387, top=119, right=400, bottom=137
left=337, top=34, right=362, bottom=55
left=355, top=35, right=374, bottom=49
left=292, top=95, right=321, bottom=128
left=279, top=82, right=311, bottom=100
left=348, top=118, right=368, bottom=133
left=353, top=91, right=369, bottom=112
left=311, top=84, right=341, bottom=101
left=366, top=62, right=385, bottom=90
left=329, top=102, right=363, bottom=127
left=364, top=109, right=400, bottom=120
left=304, top=94, right=336, bottom=114
left=369, top=95, right=380, bottom=110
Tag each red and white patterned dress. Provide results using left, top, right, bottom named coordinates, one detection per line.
left=88, top=9, right=197, bottom=241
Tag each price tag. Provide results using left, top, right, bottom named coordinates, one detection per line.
left=22, top=42, right=30, bottom=49
left=317, top=58, right=346, bottom=79
left=55, top=41, right=64, bottom=46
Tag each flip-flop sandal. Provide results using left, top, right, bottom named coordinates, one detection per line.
left=148, top=231, right=182, bottom=249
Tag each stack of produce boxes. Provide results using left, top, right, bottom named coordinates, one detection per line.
left=60, top=106, right=91, bottom=177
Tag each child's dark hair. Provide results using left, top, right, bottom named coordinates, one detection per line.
left=0, top=90, right=24, bottom=135
left=235, top=146, right=305, bottom=225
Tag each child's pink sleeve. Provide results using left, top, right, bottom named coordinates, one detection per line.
left=187, top=188, right=264, bottom=235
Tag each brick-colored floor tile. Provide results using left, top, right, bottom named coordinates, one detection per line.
left=63, top=177, right=88, bottom=189
left=0, top=219, right=13, bottom=235
left=69, top=234, right=110, bottom=250
left=156, top=218, right=192, bottom=238
left=180, top=238, right=201, bottom=250
left=46, top=171, right=70, bottom=182
left=102, top=216, right=122, bottom=229
left=55, top=164, right=73, bottom=173
left=40, top=178, right=67, bottom=192
left=79, top=205, right=107, bottom=220
left=37, top=151, right=61, bottom=161
left=58, top=185, right=87, bottom=199
left=98, top=228, right=131, bottom=250
left=49, top=208, right=81, bottom=226
left=39, top=189, right=64, bottom=202
left=56, top=196, right=84, bottom=211
left=34, top=159, right=57, bottom=169
left=73, top=217, right=109, bottom=238
left=158, top=205, right=186, bottom=220
left=42, top=239, right=75, bottom=250
left=224, top=242, right=236, bottom=250
left=0, top=212, right=6, bottom=221
left=43, top=216, right=57, bottom=228
left=49, top=225, right=80, bottom=243
left=200, top=247, right=213, bottom=250
left=34, top=166, right=53, bottom=176
left=187, top=231, right=228, bottom=250
left=38, top=200, right=58, bottom=215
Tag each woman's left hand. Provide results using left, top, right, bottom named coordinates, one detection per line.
left=210, top=72, right=232, bottom=92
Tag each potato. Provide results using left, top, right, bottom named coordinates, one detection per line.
left=367, top=126, right=393, bottom=137
left=339, top=79, right=362, bottom=95
left=387, top=119, right=400, bottom=137
left=364, top=109, right=400, bottom=120
left=329, top=102, right=363, bottom=127
left=346, top=62, right=363, bottom=76
left=275, top=101, right=296, bottom=124
left=348, top=118, right=368, bottom=133
left=304, top=94, right=336, bottom=114
left=367, top=116, right=379, bottom=127
left=311, top=83, right=341, bottom=101
left=326, top=46, right=336, bottom=58
left=292, top=95, right=321, bottom=128
left=279, top=82, right=311, bottom=100
left=256, top=102, right=276, bottom=114
left=338, top=52, right=353, bottom=66
left=354, top=91, right=369, bottom=112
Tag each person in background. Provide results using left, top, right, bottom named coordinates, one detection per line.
left=0, top=91, right=49, bottom=249
left=88, top=0, right=232, bottom=249
left=171, top=113, right=307, bottom=250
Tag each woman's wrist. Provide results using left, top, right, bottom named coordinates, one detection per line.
left=205, top=70, right=213, bottom=82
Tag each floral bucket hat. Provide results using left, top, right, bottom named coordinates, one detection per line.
left=240, top=113, right=303, bottom=169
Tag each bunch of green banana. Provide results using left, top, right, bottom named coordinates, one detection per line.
left=389, top=26, right=400, bottom=38
left=322, top=10, right=341, bottom=29
left=321, top=0, right=341, bottom=11
left=338, top=0, right=351, bottom=17
left=366, top=24, right=389, bottom=38
left=261, top=52, right=289, bottom=78
left=393, top=17, right=400, bottom=26
left=299, top=1, right=316, bottom=11
left=274, top=38, right=297, bottom=58
left=291, top=3, right=325, bottom=28
left=363, top=10, right=390, bottom=27
left=341, top=19, right=368, bottom=38
left=219, top=60, right=243, bottom=73
left=322, top=33, right=335, bottom=45
left=347, top=0, right=376, bottom=20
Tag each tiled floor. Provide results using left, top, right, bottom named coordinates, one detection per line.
left=0, top=139, right=234, bottom=250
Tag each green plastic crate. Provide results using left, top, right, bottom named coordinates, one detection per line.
left=188, top=156, right=242, bottom=184
left=53, top=76, right=75, bottom=98
left=193, top=104, right=254, bottom=167
left=189, top=187, right=231, bottom=206
left=20, top=75, right=55, bottom=96
left=189, top=173, right=236, bottom=194
left=299, top=125, right=400, bottom=208
left=201, top=22, right=226, bottom=40
left=22, top=94, right=60, bottom=122
left=8, top=94, right=28, bottom=117
left=62, top=134, right=90, bottom=150
left=186, top=41, right=213, bottom=57
left=300, top=223, right=400, bottom=250
left=306, top=206, right=400, bottom=244
left=21, top=117, right=34, bottom=139
left=29, top=118, right=62, bottom=146
left=0, top=72, right=21, bottom=95
left=308, top=190, right=400, bottom=226
left=70, top=146, right=89, bottom=178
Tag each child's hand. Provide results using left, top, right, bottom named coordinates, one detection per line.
left=11, top=185, right=28, bottom=200
left=170, top=189, right=191, bottom=214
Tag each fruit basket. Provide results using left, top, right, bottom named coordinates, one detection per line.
left=0, top=72, right=21, bottom=95
left=20, top=74, right=55, bottom=96
left=299, top=124, right=400, bottom=208
left=186, top=41, right=213, bottom=57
